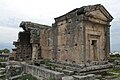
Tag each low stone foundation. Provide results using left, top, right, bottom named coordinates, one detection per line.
left=4, top=60, right=115, bottom=80
left=22, top=62, right=64, bottom=80
left=6, top=65, right=23, bottom=79
left=113, top=60, right=120, bottom=70
left=62, top=74, right=95, bottom=80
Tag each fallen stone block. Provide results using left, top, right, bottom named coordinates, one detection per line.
left=62, top=76, right=74, bottom=80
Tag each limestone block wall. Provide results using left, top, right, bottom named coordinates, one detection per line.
left=15, top=45, right=32, bottom=61
left=54, top=18, right=84, bottom=64
left=40, top=28, right=53, bottom=60
left=22, top=63, right=64, bottom=80
left=14, top=31, right=32, bottom=61
left=51, top=4, right=113, bottom=64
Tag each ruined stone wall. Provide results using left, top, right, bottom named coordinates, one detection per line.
left=14, top=22, right=52, bottom=61
left=40, top=28, right=53, bottom=60
left=54, top=18, right=84, bottom=64
left=14, top=31, right=32, bottom=61
left=16, top=45, right=32, bottom=60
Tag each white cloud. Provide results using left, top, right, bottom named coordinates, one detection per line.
left=1, top=0, right=120, bottom=23
left=0, top=26, right=23, bottom=43
left=0, top=0, right=120, bottom=51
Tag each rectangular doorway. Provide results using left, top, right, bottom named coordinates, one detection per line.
left=91, top=40, right=98, bottom=61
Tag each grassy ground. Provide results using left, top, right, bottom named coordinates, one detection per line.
left=15, top=74, right=38, bottom=80
left=110, top=57, right=120, bottom=60
left=0, top=59, right=7, bottom=62
left=109, top=69, right=120, bottom=77
left=109, top=56, right=120, bottom=78
left=110, top=69, right=120, bottom=73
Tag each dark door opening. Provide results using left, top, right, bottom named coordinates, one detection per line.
left=91, top=40, right=98, bottom=61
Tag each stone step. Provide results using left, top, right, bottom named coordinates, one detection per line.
left=73, top=74, right=95, bottom=80
left=55, top=67, right=74, bottom=76
left=62, top=74, right=95, bottom=80
left=55, top=67, right=63, bottom=72
left=62, top=70, right=74, bottom=76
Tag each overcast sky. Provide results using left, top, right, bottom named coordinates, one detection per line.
left=0, top=0, right=120, bottom=51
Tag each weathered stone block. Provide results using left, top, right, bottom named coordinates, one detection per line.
left=63, top=70, right=74, bottom=75
left=73, top=74, right=95, bottom=80
left=62, top=76, right=74, bottom=80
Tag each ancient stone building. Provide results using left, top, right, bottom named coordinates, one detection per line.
left=13, top=4, right=113, bottom=64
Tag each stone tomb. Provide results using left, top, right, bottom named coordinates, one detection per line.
left=13, top=4, right=113, bottom=66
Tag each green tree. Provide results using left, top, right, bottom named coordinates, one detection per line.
left=0, top=48, right=10, bottom=53
left=0, top=50, right=2, bottom=53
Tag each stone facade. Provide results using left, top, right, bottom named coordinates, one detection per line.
left=13, top=4, right=113, bottom=64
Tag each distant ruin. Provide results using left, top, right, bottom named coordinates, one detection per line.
left=13, top=4, right=113, bottom=65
